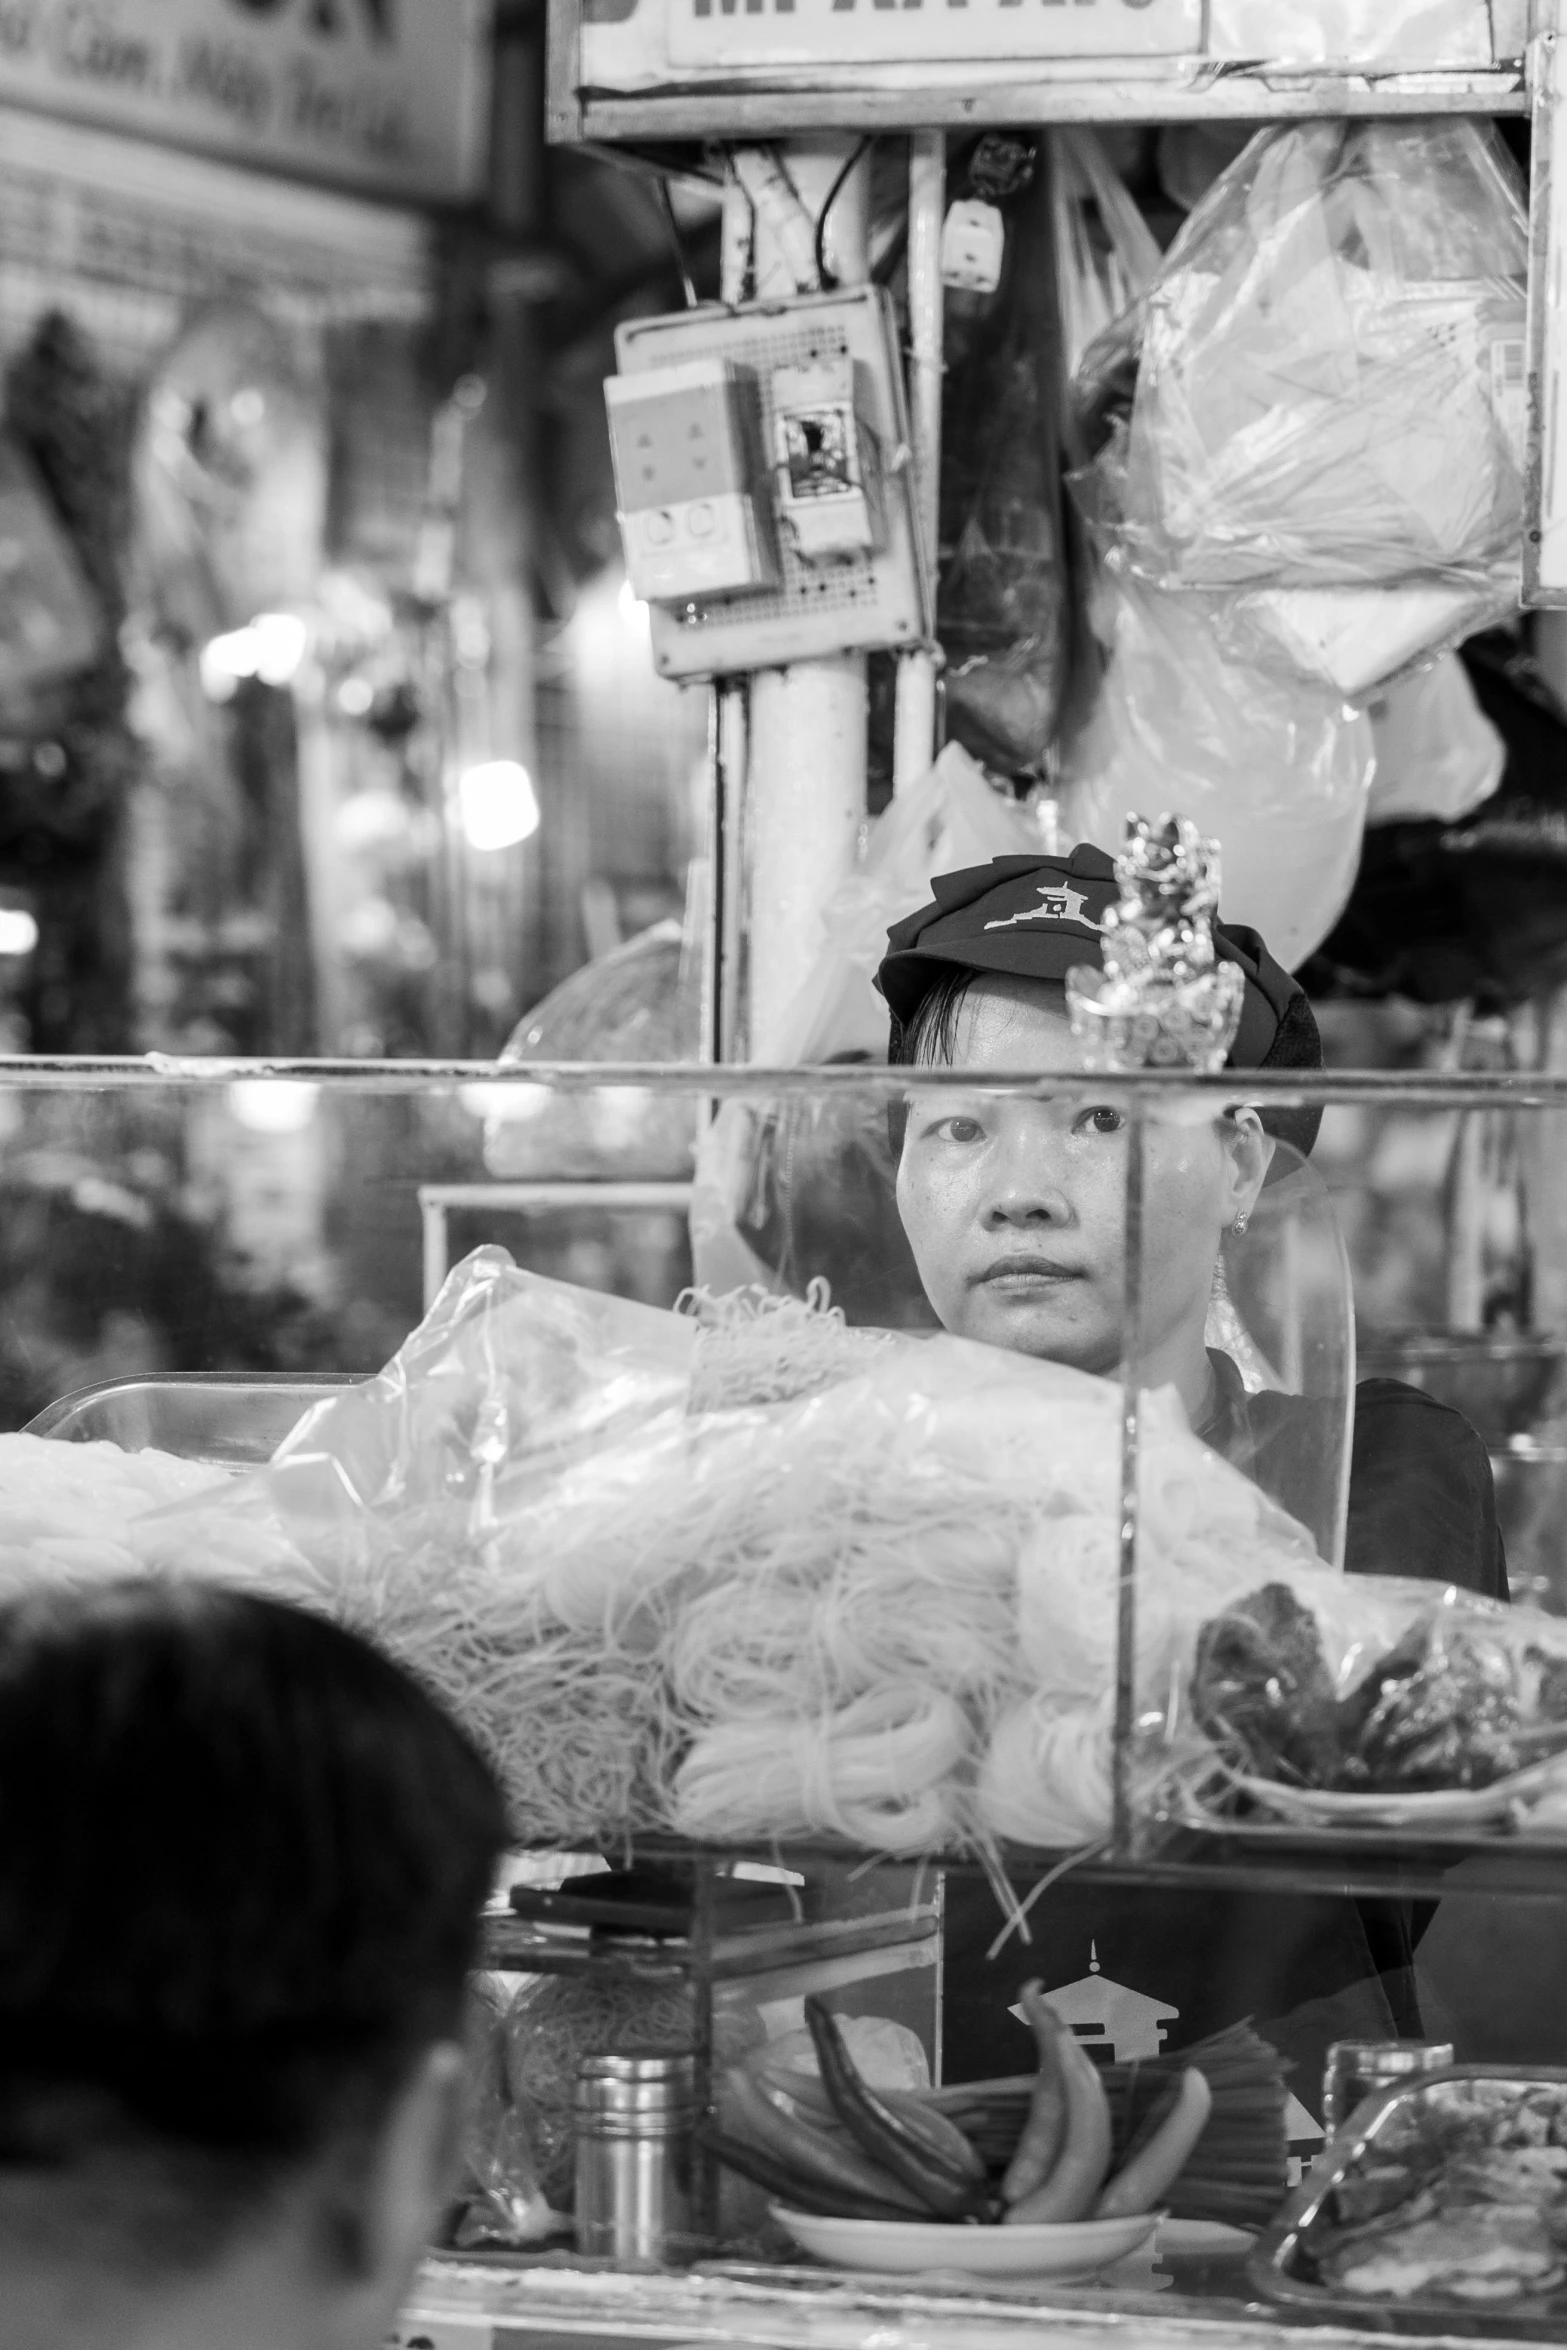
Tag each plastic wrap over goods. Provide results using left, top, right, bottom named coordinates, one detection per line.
left=9, top=1248, right=1328, bottom=1861
left=1058, top=568, right=1375, bottom=970
left=1156, top=1569, right=1567, bottom=1841
left=1120, top=119, right=1527, bottom=600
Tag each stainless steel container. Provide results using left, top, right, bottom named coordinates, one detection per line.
left=1323, top=2038, right=1455, bottom=2138
left=573, top=2050, right=699, bottom=2264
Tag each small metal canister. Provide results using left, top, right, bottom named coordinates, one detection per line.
left=574, top=2050, right=699, bottom=2265
left=1323, top=2039, right=1456, bottom=2138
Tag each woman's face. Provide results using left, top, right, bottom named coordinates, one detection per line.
left=895, top=977, right=1264, bottom=1390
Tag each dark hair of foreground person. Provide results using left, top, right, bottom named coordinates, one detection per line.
left=0, top=1578, right=508, bottom=2350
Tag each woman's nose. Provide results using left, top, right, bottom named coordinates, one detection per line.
left=980, top=1138, right=1073, bottom=1228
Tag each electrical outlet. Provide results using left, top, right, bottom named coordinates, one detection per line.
left=940, top=198, right=1006, bottom=294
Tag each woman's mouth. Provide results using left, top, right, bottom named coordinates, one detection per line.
left=974, top=1258, right=1086, bottom=1290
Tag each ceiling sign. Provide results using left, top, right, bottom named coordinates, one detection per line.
left=0, top=0, right=489, bottom=203
left=666, top=0, right=1200, bottom=67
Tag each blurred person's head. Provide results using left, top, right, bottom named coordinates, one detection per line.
left=878, top=848, right=1321, bottom=1419
left=0, top=1579, right=508, bottom=2350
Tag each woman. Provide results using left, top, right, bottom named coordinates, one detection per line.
left=880, top=841, right=1506, bottom=1595
left=876, top=843, right=1506, bottom=2102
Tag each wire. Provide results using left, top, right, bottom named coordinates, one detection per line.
left=814, top=136, right=873, bottom=290
left=658, top=177, right=700, bottom=309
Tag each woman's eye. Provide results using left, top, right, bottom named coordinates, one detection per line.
left=1075, top=1105, right=1125, bottom=1138
left=926, top=1114, right=985, bottom=1145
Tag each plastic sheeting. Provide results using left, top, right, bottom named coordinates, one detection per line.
left=1367, top=654, right=1505, bottom=829
left=769, top=742, right=1042, bottom=1065
left=1058, top=568, right=1374, bottom=970
left=1121, top=119, right=1527, bottom=596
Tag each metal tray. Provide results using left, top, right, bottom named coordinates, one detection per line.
left=1250, top=2064, right=1567, bottom=2338
left=25, top=1371, right=363, bottom=1470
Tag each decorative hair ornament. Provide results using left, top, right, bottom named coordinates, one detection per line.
left=1065, top=813, right=1246, bottom=1074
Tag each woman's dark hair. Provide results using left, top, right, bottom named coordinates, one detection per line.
left=889, top=967, right=1018, bottom=1070
left=0, top=1579, right=508, bottom=2273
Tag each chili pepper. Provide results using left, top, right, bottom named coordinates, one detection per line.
left=721, top=2068, right=926, bottom=2214
left=805, top=1997, right=992, bottom=2220
left=751, top=2051, right=983, bottom=2181
left=1095, top=2069, right=1213, bottom=2219
left=1003, top=2031, right=1113, bottom=2225
left=700, top=2125, right=917, bottom=2221
left=1001, top=1981, right=1071, bottom=2207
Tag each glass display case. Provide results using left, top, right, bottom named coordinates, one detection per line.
left=7, top=1054, right=1567, bottom=2349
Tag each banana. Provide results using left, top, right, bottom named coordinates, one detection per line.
left=1003, top=2031, right=1113, bottom=2226
left=1094, top=2067, right=1213, bottom=2219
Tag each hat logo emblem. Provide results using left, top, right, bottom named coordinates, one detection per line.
left=984, top=882, right=1105, bottom=935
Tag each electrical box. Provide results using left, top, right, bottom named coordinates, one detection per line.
left=770, top=353, right=885, bottom=563
left=604, top=357, right=775, bottom=604
left=610, top=286, right=931, bottom=681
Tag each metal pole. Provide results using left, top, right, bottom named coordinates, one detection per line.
left=893, top=130, right=946, bottom=793
left=1111, top=1113, right=1145, bottom=1857
left=745, top=137, right=872, bottom=1064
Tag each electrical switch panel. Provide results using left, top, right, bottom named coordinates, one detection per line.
left=769, top=354, right=885, bottom=563
left=605, top=357, right=775, bottom=605
left=610, top=286, right=931, bottom=681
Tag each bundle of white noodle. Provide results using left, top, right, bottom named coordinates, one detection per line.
left=7, top=1256, right=1330, bottom=1858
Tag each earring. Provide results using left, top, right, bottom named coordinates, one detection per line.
left=1232, top=1212, right=1250, bottom=1237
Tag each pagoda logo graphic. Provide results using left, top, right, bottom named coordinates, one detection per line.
left=1011, top=1945, right=1325, bottom=2185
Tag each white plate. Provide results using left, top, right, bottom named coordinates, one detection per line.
left=1158, top=2218, right=1256, bottom=2258
left=770, top=2205, right=1159, bottom=2279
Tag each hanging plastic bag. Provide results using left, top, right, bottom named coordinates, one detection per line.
left=1121, top=119, right=1528, bottom=595
left=1212, top=575, right=1517, bottom=702
left=1050, top=129, right=1163, bottom=400
left=770, top=742, right=1041, bottom=1065
left=1057, top=565, right=1374, bottom=970
left=938, top=162, right=1070, bottom=773
left=1366, top=654, right=1505, bottom=829
left=484, top=883, right=705, bottom=1179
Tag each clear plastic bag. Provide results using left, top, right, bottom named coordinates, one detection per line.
left=765, top=743, right=1042, bottom=1067
left=1121, top=119, right=1528, bottom=592
left=1367, top=653, right=1505, bottom=828
left=484, top=915, right=703, bottom=1180
left=1057, top=563, right=1374, bottom=969
left=1050, top=129, right=1162, bottom=407
left=451, top=1972, right=564, bottom=2250
left=263, top=1245, right=695, bottom=1548
left=1213, top=574, right=1518, bottom=702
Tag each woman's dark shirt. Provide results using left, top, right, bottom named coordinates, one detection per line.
left=1201, top=1355, right=1508, bottom=1600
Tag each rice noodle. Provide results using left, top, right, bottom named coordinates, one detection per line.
left=5, top=1258, right=1332, bottom=1860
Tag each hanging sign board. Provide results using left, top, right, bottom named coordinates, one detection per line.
left=668, top=0, right=1199, bottom=70
left=0, top=0, right=488, bottom=203
left=562, top=0, right=1518, bottom=138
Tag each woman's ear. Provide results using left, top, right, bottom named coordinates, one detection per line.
left=1224, top=1107, right=1273, bottom=1229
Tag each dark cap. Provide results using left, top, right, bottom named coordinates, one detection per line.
left=876, top=845, right=1322, bottom=1155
